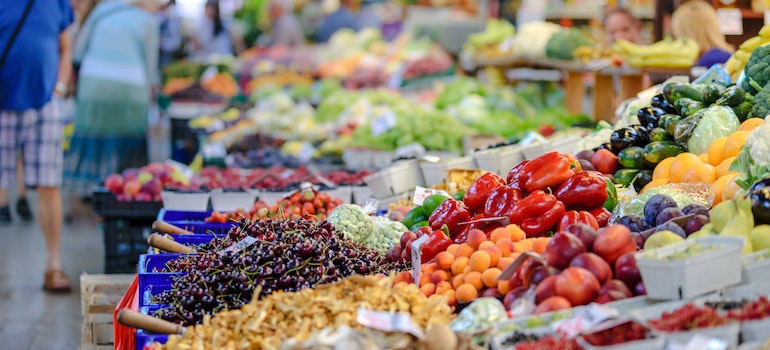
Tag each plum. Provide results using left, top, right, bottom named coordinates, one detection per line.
left=579, top=159, right=596, bottom=171
left=617, top=214, right=649, bottom=233
left=682, top=204, right=709, bottom=217
left=576, top=149, right=596, bottom=162
left=655, top=207, right=684, bottom=226
left=643, top=194, right=678, bottom=225
left=654, top=221, right=686, bottom=238
left=684, top=215, right=710, bottom=235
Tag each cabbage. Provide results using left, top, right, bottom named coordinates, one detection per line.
left=687, top=106, right=740, bottom=154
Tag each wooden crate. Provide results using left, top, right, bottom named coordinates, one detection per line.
left=80, top=273, right=134, bottom=346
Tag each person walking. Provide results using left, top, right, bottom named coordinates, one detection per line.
left=0, top=0, right=75, bottom=291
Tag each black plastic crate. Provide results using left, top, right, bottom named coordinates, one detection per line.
left=103, top=218, right=154, bottom=274
left=171, top=117, right=199, bottom=165
left=92, top=187, right=163, bottom=219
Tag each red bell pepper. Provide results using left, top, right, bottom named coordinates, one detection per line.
left=467, top=213, right=504, bottom=235
left=463, top=172, right=506, bottom=213
left=554, top=171, right=609, bottom=211
left=484, top=186, right=524, bottom=218
left=590, top=207, right=613, bottom=228
left=506, top=160, right=531, bottom=193
left=520, top=152, right=582, bottom=193
left=508, top=190, right=566, bottom=237
left=557, top=210, right=600, bottom=232
left=421, top=229, right=452, bottom=262
left=429, top=198, right=470, bottom=237
left=415, top=226, right=433, bottom=238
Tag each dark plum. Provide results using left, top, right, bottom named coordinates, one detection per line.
left=617, top=214, right=649, bottom=233
left=579, top=159, right=596, bottom=172
left=643, top=194, right=678, bottom=225
left=654, top=221, right=687, bottom=238
left=576, top=149, right=596, bottom=162
left=682, top=203, right=709, bottom=217
left=655, top=207, right=684, bottom=226
left=684, top=215, right=710, bottom=235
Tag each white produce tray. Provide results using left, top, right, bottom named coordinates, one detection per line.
left=364, top=160, right=424, bottom=198
left=352, top=186, right=373, bottom=205
left=161, top=191, right=210, bottom=212
left=635, top=236, right=744, bottom=300
left=741, top=250, right=770, bottom=285
left=322, top=186, right=353, bottom=204
left=209, top=191, right=257, bottom=212
left=472, top=144, right=524, bottom=177
left=576, top=335, right=665, bottom=350
left=741, top=317, right=770, bottom=343
left=419, top=156, right=476, bottom=186
left=375, top=191, right=411, bottom=212
left=630, top=300, right=740, bottom=349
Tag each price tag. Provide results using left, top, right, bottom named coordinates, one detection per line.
left=553, top=304, right=619, bottom=337
left=412, top=186, right=451, bottom=206
left=201, top=141, right=227, bottom=158
left=717, top=8, right=743, bottom=35
left=371, top=108, right=397, bottom=136
left=356, top=308, right=425, bottom=339
left=685, top=334, right=727, bottom=350
left=200, top=65, right=218, bottom=83
left=217, top=236, right=257, bottom=255
left=296, top=142, right=316, bottom=163
left=765, top=10, right=770, bottom=25
left=411, top=235, right=429, bottom=285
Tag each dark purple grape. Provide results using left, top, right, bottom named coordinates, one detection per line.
left=643, top=194, right=678, bottom=225
left=655, top=207, right=684, bottom=226
left=654, top=221, right=687, bottom=238
left=684, top=215, right=710, bottom=235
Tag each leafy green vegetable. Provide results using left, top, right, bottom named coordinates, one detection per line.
left=750, top=85, right=770, bottom=119
left=741, top=45, right=770, bottom=95
left=686, top=106, right=740, bottom=154
left=545, top=28, right=592, bottom=60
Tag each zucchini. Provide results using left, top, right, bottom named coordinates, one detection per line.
left=715, top=85, right=746, bottom=107
left=644, top=141, right=684, bottom=165
left=659, top=114, right=683, bottom=136
left=674, top=98, right=705, bottom=117
left=632, top=170, right=654, bottom=193
left=698, top=84, right=723, bottom=105
left=649, top=127, right=672, bottom=142
left=731, top=100, right=753, bottom=122
left=663, top=82, right=704, bottom=104
left=618, top=146, right=647, bottom=169
left=613, top=168, right=641, bottom=187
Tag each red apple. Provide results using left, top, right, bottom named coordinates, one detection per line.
left=503, top=286, right=529, bottom=310
left=564, top=223, right=598, bottom=252
left=156, top=169, right=172, bottom=184
left=535, top=275, right=558, bottom=303
left=122, top=168, right=140, bottom=181
left=614, top=252, right=642, bottom=291
left=141, top=179, right=162, bottom=197
left=593, top=225, right=636, bottom=265
left=520, top=259, right=545, bottom=288
left=634, top=281, right=647, bottom=296
left=104, top=174, right=124, bottom=195
left=116, top=193, right=131, bottom=201
left=570, top=252, right=612, bottom=284
left=529, top=265, right=561, bottom=286
left=600, top=279, right=633, bottom=298
left=400, top=231, right=417, bottom=248
left=534, top=296, right=572, bottom=314
left=482, top=288, right=502, bottom=299
left=135, top=192, right=152, bottom=201
left=544, top=232, right=586, bottom=269
left=145, top=162, right=165, bottom=175
left=123, top=179, right=141, bottom=198
left=555, top=267, right=601, bottom=306
left=595, top=290, right=629, bottom=304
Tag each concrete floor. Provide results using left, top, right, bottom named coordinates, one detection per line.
left=0, top=193, right=105, bottom=350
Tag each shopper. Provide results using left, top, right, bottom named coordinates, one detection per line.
left=158, top=0, right=183, bottom=67
left=316, top=0, right=360, bottom=43
left=0, top=0, right=74, bottom=292
left=603, top=8, right=643, bottom=44
left=671, top=0, right=734, bottom=68
left=190, top=0, right=246, bottom=57
left=356, top=0, right=382, bottom=30
left=0, top=158, right=34, bottom=222
left=64, top=0, right=160, bottom=199
left=263, top=0, right=305, bottom=47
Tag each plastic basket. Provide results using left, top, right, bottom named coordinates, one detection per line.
left=257, top=191, right=287, bottom=205
left=138, top=254, right=186, bottom=306
left=92, top=187, right=163, bottom=219
left=158, top=209, right=210, bottom=222
left=364, top=160, right=424, bottom=198
left=635, top=236, right=743, bottom=300
left=157, top=209, right=236, bottom=235
left=741, top=250, right=770, bottom=285
left=161, top=191, right=210, bottom=211
left=631, top=300, right=740, bottom=348
left=322, top=186, right=353, bottom=204
left=342, top=149, right=374, bottom=171
left=472, top=145, right=524, bottom=177
left=375, top=191, right=411, bottom=212
left=576, top=335, right=665, bottom=350
left=103, top=219, right=154, bottom=274
left=147, top=234, right=220, bottom=255
left=520, top=142, right=549, bottom=160
left=209, top=190, right=258, bottom=212
left=740, top=317, right=770, bottom=343
left=548, top=134, right=582, bottom=155
left=352, top=186, right=373, bottom=205
left=419, top=156, right=476, bottom=186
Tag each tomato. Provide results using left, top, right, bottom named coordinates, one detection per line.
left=591, top=149, right=620, bottom=175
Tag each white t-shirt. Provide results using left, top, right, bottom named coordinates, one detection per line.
left=195, top=18, right=233, bottom=56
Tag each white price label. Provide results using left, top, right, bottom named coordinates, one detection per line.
left=553, top=304, right=619, bottom=337
left=217, top=236, right=258, bottom=255
left=412, top=186, right=451, bottom=206
left=717, top=8, right=743, bottom=35
left=766, top=10, right=770, bottom=25
left=200, top=65, right=218, bottom=83
left=296, top=142, right=316, bottom=163
left=357, top=308, right=425, bottom=339
left=410, top=235, right=429, bottom=285
left=371, top=108, right=397, bottom=136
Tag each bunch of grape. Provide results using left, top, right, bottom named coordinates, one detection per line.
left=727, top=296, right=770, bottom=321
left=648, top=304, right=729, bottom=332
left=152, top=219, right=399, bottom=326
left=500, top=331, right=541, bottom=346
left=513, top=335, right=582, bottom=350
left=581, top=321, right=649, bottom=346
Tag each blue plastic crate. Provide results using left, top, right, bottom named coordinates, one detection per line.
left=140, top=284, right=174, bottom=307
left=147, top=234, right=221, bottom=255
left=157, top=209, right=211, bottom=222
left=137, top=305, right=171, bottom=347
left=157, top=209, right=237, bottom=235
left=138, top=254, right=187, bottom=306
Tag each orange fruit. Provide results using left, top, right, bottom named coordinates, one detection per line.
left=716, top=156, right=738, bottom=178
left=483, top=246, right=502, bottom=267
left=469, top=250, right=492, bottom=272
left=641, top=178, right=669, bottom=193
left=451, top=256, right=469, bottom=276
left=532, top=237, right=550, bottom=254
left=490, top=227, right=512, bottom=243
left=679, top=163, right=717, bottom=183
left=452, top=274, right=465, bottom=289
left=518, top=238, right=534, bottom=250
left=711, top=174, right=737, bottom=205
left=723, top=131, right=750, bottom=159
left=481, top=268, right=502, bottom=288
left=446, top=244, right=459, bottom=256
left=420, top=283, right=436, bottom=297
left=464, top=271, right=484, bottom=290
left=467, top=230, right=487, bottom=250
left=444, top=289, right=457, bottom=306
left=738, top=118, right=764, bottom=132
left=455, top=283, right=478, bottom=303
left=698, top=153, right=710, bottom=164
left=506, top=224, right=526, bottom=242
left=497, top=256, right=514, bottom=270
left=435, top=281, right=453, bottom=295
left=707, top=137, right=728, bottom=166
left=435, top=252, right=454, bottom=271
left=652, top=156, right=675, bottom=181
left=512, top=242, right=527, bottom=253
left=498, top=280, right=511, bottom=295
left=463, top=266, right=472, bottom=275
left=454, top=244, right=474, bottom=259
left=430, top=270, right=450, bottom=284
left=668, top=153, right=703, bottom=183
left=496, top=238, right=514, bottom=256
left=720, top=173, right=743, bottom=202
left=479, top=241, right=496, bottom=250
left=422, top=262, right=438, bottom=274
left=419, top=273, right=431, bottom=287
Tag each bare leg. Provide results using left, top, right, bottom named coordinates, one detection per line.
left=0, top=188, right=7, bottom=207
left=37, top=186, right=63, bottom=271
left=16, top=156, right=26, bottom=198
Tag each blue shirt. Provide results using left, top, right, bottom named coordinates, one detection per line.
left=316, top=9, right=359, bottom=43
left=0, top=0, right=74, bottom=111
left=697, top=48, right=732, bottom=69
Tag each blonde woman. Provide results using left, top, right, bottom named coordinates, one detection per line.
left=671, top=0, right=734, bottom=68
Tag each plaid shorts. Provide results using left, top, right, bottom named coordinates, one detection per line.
left=0, top=99, right=64, bottom=188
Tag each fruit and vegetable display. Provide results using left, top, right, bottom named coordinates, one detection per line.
left=724, top=25, right=770, bottom=81
left=611, top=38, right=699, bottom=68
left=579, top=320, right=652, bottom=346
left=102, top=162, right=190, bottom=201
left=205, top=187, right=346, bottom=222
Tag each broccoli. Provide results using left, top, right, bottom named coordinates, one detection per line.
left=741, top=45, right=770, bottom=94
left=545, top=28, right=592, bottom=61
left=750, top=85, right=770, bottom=119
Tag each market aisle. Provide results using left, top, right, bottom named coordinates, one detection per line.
left=0, top=195, right=104, bottom=350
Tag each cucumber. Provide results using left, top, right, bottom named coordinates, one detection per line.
left=674, top=98, right=704, bottom=117
left=402, top=207, right=427, bottom=229
left=643, top=141, right=684, bottom=165
left=613, top=169, right=641, bottom=187
left=659, top=114, right=682, bottom=136
left=618, top=146, right=646, bottom=169
left=663, top=82, right=704, bottom=104
left=632, top=170, right=654, bottom=193
left=699, top=84, right=723, bottom=105
left=649, top=127, right=672, bottom=142
left=715, top=85, right=746, bottom=107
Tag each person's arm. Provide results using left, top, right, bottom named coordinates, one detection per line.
left=146, top=17, right=160, bottom=88
left=55, top=28, right=73, bottom=97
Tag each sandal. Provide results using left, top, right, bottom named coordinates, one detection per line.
left=43, top=270, right=72, bottom=293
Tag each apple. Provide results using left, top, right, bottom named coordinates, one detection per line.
left=482, top=288, right=502, bottom=299
left=555, top=267, right=601, bottom=306
left=634, top=281, right=647, bottom=296
left=534, top=296, right=572, bottom=314
left=544, top=232, right=586, bottom=269
left=535, top=275, right=558, bottom=303
left=503, top=286, right=528, bottom=310
left=520, top=259, right=545, bottom=288
left=400, top=231, right=417, bottom=248
left=614, top=252, right=642, bottom=291
left=135, top=192, right=152, bottom=201
left=156, top=169, right=172, bottom=184
left=529, top=265, right=561, bottom=286
left=145, top=162, right=165, bottom=175
left=386, top=245, right=402, bottom=262
left=570, top=253, right=612, bottom=284
left=123, top=179, right=141, bottom=198
left=141, top=179, right=162, bottom=197
left=595, top=290, right=629, bottom=304
left=122, top=168, right=140, bottom=181
left=564, top=223, right=598, bottom=251
left=593, top=225, right=636, bottom=265
left=104, top=174, right=124, bottom=195
left=116, top=193, right=131, bottom=201
left=599, top=279, right=633, bottom=298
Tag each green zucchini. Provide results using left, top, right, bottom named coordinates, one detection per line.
left=663, top=82, right=704, bottom=104
left=643, top=141, right=684, bottom=166
left=649, top=127, right=672, bottom=142
left=618, top=146, right=646, bottom=169
left=613, top=168, right=641, bottom=187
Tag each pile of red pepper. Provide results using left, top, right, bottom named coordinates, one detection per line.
left=427, top=152, right=618, bottom=244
